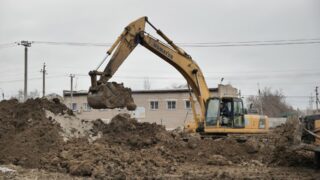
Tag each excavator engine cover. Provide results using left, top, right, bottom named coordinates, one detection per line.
left=87, top=82, right=137, bottom=110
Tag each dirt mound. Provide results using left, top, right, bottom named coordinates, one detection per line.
left=0, top=99, right=316, bottom=179
left=0, top=98, right=70, bottom=168
left=46, top=115, right=315, bottom=178
left=45, top=114, right=178, bottom=178
left=272, top=116, right=303, bottom=148
left=266, top=116, right=313, bottom=167
left=92, top=113, right=172, bottom=148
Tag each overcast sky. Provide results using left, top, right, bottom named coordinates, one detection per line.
left=0, top=0, right=319, bottom=109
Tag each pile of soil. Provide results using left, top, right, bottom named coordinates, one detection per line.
left=0, top=98, right=71, bottom=168
left=45, top=114, right=314, bottom=178
left=91, top=113, right=173, bottom=148
left=0, top=99, right=317, bottom=179
left=266, top=116, right=313, bottom=167
left=45, top=114, right=179, bottom=178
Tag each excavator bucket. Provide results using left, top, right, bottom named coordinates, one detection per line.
left=87, top=82, right=137, bottom=111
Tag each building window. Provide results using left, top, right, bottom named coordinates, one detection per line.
left=167, top=100, right=176, bottom=110
left=185, top=100, right=191, bottom=109
left=71, top=103, right=77, bottom=111
left=150, top=101, right=159, bottom=110
left=83, top=103, right=91, bottom=111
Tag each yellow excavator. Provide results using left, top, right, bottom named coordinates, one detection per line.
left=87, top=16, right=269, bottom=135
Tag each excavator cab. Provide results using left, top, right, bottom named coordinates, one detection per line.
left=205, top=97, right=245, bottom=129
left=202, top=96, right=268, bottom=134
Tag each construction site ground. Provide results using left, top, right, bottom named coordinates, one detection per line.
left=0, top=99, right=319, bottom=179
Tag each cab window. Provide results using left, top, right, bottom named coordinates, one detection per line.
left=234, top=101, right=243, bottom=115
left=233, top=100, right=244, bottom=128
left=206, top=99, right=220, bottom=126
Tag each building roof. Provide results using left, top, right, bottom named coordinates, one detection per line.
left=63, top=88, right=218, bottom=97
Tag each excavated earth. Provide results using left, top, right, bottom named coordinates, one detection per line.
left=0, top=99, right=319, bottom=179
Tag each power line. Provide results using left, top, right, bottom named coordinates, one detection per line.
left=70, top=73, right=320, bottom=82
left=0, top=75, right=66, bottom=83
left=74, top=68, right=319, bottom=75
left=0, top=42, right=16, bottom=47
left=1, top=73, right=319, bottom=84
left=0, top=43, right=17, bottom=50
left=180, top=41, right=320, bottom=47
left=177, top=38, right=320, bottom=45
left=1, top=67, right=313, bottom=78
left=206, top=68, right=320, bottom=74
left=33, top=41, right=111, bottom=47
left=2, top=38, right=320, bottom=49
left=30, top=38, right=320, bottom=48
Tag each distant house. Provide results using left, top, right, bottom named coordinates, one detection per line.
left=63, top=88, right=220, bottom=130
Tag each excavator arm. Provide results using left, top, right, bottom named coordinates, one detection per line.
left=88, top=16, right=211, bottom=124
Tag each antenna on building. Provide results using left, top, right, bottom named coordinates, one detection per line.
left=220, top=77, right=224, bottom=84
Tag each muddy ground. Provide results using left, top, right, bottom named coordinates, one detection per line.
left=0, top=99, right=319, bottom=179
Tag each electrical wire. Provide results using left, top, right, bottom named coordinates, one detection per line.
left=177, top=38, right=320, bottom=45
left=0, top=75, right=67, bottom=83
left=2, top=72, right=319, bottom=84
left=180, top=41, right=320, bottom=47
left=0, top=43, right=17, bottom=50
left=30, top=38, right=320, bottom=48
left=0, top=42, right=16, bottom=47
left=33, top=41, right=111, bottom=47
left=2, top=38, right=320, bottom=49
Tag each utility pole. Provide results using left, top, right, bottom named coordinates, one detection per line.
left=316, top=86, right=319, bottom=111
left=18, top=41, right=32, bottom=101
left=70, top=74, right=75, bottom=110
left=40, top=63, right=47, bottom=97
